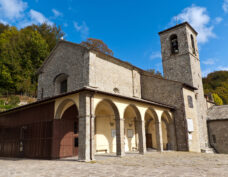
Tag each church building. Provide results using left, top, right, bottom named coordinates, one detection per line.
left=0, top=22, right=224, bottom=161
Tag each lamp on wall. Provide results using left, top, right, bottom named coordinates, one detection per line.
left=110, top=122, right=114, bottom=127
left=110, top=116, right=115, bottom=127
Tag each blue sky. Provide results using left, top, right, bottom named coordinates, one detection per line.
left=0, top=0, right=228, bottom=77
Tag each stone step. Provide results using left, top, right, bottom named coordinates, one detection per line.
left=201, top=147, right=215, bottom=154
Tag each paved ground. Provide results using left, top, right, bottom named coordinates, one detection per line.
left=0, top=152, right=228, bottom=177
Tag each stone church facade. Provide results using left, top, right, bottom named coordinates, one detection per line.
left=0, top=22, right=226, bottom=161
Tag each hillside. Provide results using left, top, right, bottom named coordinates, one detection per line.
left=203, top=71, right=228, bottom=105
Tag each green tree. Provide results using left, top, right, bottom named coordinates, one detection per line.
left=146, top=69, right=163, bottom=77
left=203, top=71, right=228, bottom=105
left=0, top=26, right=49, bottom=96
left=26, top=23, right=65, bottom=52
left=212, top=93, right=223, bottom=105
left=0, top=23, right=9, bottom=34
left=81, top=38, right=114, bottom=56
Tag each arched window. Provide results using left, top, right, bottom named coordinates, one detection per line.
left=170, top=34, right=179, bottom=54
left=53, top=73, right=68, bottom=95
left=191, top=34, right=196, bottom=55
left=187, top=95, right=193, bottom=108
left=60, top=79, right=67, bottom=93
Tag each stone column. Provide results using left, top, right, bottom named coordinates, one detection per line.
left=138, top=120, right=146, bottom=154
left=116, top=118, right=125, bottom=156
left=78, top=91, right=94, bottom=161
left=155, top=121, right=163, bottom=151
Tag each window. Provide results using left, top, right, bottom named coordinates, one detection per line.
left=191, top=34, right=196, bottom=55
left=53, top=73, right=68, bottom=95
left=74, top=121, right=78, bottom=134
left=60, top=79, right=67, bottom=93
left=74, top=137, right=78, bottom=147
left=187, top=95, right=193, bottom=108
left=170, top=34, right=179, bottom=54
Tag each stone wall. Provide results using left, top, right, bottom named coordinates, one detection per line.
left=37, top=41, right=90, bottom=100
left=208, top=120, right=228, bottom=154
left=141, top=74, right=189, bottom=151
left=88, top=51, right=141, bottom=98
left=182, top=88, right=201, bottom=152
left=159, top=23, right=208, bottom=150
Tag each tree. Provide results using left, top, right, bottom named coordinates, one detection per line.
left=203, top=71, right=228, bottom=105
left=0, top=23, right=9, bottom=34
left=212, top=93, right=223, bottom=105
left=0, top=26, right=49, bottom=96
left=26, top=23, right=64, bottom=52
left=146, top=69, right=163, bottom=77
left=81, top=38, right=114, bottom=56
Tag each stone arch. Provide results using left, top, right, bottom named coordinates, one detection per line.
left=123, top=104, right=142, bottom=152
left=55, top=98, right=78, bottom=119
left=144, top=107, right=159, bottom=150
left=94, top=99, right=120, bottom=154
left=52, top=98, right=79, bottom=158
left=53, top=73, right=69, bottom=95
left=161, top=111, right=176, bottom=150
left=170, top=34, right=179, bottom=54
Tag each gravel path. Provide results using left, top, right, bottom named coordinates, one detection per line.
left=0, top=152, right=227, bottom=177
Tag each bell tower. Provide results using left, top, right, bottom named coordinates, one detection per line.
left=159, top=22, right=208, bottom=150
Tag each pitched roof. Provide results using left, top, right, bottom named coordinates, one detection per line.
left=207, top=105, right=228, bottom=120
left=158, top=22, right=198, bottom=35
left=0, top=87, right=175, bottom=117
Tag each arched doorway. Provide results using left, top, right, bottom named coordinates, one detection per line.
left=53, top=99, right=79, bottom=158
left=161, top=111, right=176, bottom=150
left=123, top=105, right=140, bottom=152
left=144, top=108, right=159, bottom=150
left=95, top=100, right=119, bottom=154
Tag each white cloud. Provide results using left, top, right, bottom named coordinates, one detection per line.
left=18, top=9, right=53, bottom=28
left=202, top=68, right=213, bottom=77
left=74, top=21, right=89, bottom=39
left=29, top=9, right=53, bottom=25
left=0, top=0, right=27, bottom=20
left=52, top=9, right=62, bottom=17
left=202, top=65, right=228, bottom=77
left=223, top=0, right=228, bottom=13
left=150, top=52, right=161, bottom=60
left=0, top=0, right=53, bottom=28
left=202, top=58, right=216, bottom=65
left=0, top=19, right=8, bottom=25
left=173, top=5, right=215, bottom=43
left=214, top=17, right=223, bottom=24
left=217, top=66, right=228, bottom=71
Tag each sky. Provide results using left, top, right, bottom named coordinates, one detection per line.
left=0, top=0, right=228, bottom=77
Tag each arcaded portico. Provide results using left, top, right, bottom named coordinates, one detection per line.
left=52, top=88, right=176, bottom=161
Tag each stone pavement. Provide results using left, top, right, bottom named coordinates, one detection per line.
left=0, top=152, right=228, bottom=177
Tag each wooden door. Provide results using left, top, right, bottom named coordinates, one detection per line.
left=146, top=134, right=153, bottom=148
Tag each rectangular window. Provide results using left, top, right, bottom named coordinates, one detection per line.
left=74, top=121, right=78, bottom=134
left=187, top=95, right=193, bottom=108
left=74, top=137, right=78, bottom=147
left=60, top=79, right=67, bottom=93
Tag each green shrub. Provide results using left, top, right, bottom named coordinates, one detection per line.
left=8, top=96, right=20, bottom=105
left=212, top=93, right=223, bottom=105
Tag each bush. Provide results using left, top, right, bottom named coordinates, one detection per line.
left=212, top=93, right=223, bottom=105
left=8, top=96, right=20, bottom=105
